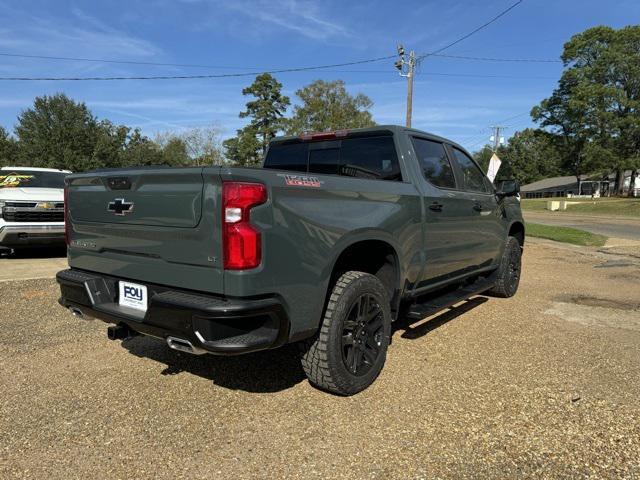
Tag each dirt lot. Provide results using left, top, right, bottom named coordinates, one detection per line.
left=0, top=247, right=67, bottom=282
left=1, top=240, right=640, bottom=479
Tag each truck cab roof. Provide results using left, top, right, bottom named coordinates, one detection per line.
left=270, top=124, right=472, bottom=156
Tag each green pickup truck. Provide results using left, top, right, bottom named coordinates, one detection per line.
left=57, top=125, right=524, bottom=395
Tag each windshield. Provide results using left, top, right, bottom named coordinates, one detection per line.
left=0, top=170, right=67, bottom=189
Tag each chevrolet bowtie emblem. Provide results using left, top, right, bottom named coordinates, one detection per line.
left=108, top=198, right=134, bottom=216
left=37, top=202, right=55, bottom=210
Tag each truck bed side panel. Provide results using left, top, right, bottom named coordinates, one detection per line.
left=220, top=167, right=423, bottom=338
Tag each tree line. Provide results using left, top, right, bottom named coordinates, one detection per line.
left=0, top=93, right=225, bottom=171
left=221, top=76, right=375, bottom=165
left=0, top=25, right=637, bottom=194
left=0, top=78, right=375, bottom=172
left=474, top=25, right=639, bottom=195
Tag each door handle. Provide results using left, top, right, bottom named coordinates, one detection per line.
left=472, top=202, right=483, bottom=212
left=429, top=202, right=444, bottom=212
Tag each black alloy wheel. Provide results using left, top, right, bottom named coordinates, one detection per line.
left=341, top=293, right=384, bottom=376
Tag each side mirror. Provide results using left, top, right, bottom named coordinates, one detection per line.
left=496, top=180, right=520, bottom=198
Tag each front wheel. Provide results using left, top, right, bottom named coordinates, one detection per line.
left=487, top=236, right=522, bottom=298
left=300, top=271, right=391, bottom=396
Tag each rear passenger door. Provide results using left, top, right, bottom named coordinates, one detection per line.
left=447, top=145, right=503, bottom=268
left=411, top=137, right=487, bottom=284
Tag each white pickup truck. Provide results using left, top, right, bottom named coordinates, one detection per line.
left=0, top=167, right=70, bottom=251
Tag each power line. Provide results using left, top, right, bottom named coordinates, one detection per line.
left=419, top=0, right=524, bottom=60
left=0, top=52, right=257, bottom=70
left=467, top=137, right=492, bottom=149
left=0, top=55, right=397, bottom=81
left=428, top=53, right=561, bottom=63
left=0, top=51, right=561, bottom=68
left=317, top=70, right=554, bottom=79
left=465, top=133, right=492, bottom=147
left=419, top=72, right=555, bottom=80
left=466, top=116, right=535, bottom=150
left=496, top=111, right=530, bottom=124
left=0, top=70, right=559, bottom=82
left=395, top=1, right=524, bottom=128
left=0, top=1, right=526, bottom=82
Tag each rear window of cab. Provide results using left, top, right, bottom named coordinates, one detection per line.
left=264, top=135, right=402, bottom=181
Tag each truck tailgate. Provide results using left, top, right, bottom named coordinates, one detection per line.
left=71, top=169, right=204, bottom=227
left=66, top=167, right=224, bottom=294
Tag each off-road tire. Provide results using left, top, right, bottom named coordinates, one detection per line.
left=487, top=236, right=522, bottom=298
left=300, top=271, right=391, bottom=396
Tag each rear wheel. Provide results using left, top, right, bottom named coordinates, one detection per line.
left=300, top=271, right=391, bottom=396
left=488, top=236, right=522, bottom=298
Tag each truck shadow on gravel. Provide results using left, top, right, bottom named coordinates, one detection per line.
left=393, top=297, right=489, bottom=339
left=118, top=296, right=489, bottom=393
left=121, top=337, right=306, bottom=393
left=0, top=246, right=67, bottom=259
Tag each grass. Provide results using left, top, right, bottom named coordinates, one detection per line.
left=525, top=222, right=608, bottom=247
left=521, top=197, right=640, bottom=217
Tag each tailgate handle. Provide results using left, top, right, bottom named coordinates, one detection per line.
left=107, top=177, right=132, bottom=190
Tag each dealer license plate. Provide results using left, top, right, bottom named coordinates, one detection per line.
left=118, top=281, right=148, bottom=312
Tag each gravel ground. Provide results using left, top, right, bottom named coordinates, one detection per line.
left=0, top=247, right=67, bottom=282
left=1, top=240, right=640, bottom=479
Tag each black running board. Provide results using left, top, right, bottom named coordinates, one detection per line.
left=406, top=278, right=495, bottom=321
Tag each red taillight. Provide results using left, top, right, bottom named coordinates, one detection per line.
left=222, top=182, right=267, bottom=270
left=64, top=186, right=70, bottom=246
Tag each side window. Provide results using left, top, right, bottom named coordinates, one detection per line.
left=263, top=142, right=308, bottom=172
left=411, top=137, right=456, bottom=189
left=339, top=136, right=402, bottom=181
left=451, top=147, right=489, bottom=193
left=483, top=175, right=495, bottom=193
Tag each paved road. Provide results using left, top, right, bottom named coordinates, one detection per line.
left=2, top=241, right=640, bottom=478
left=0, top=248, right=67, bottom=282
left=524, top=211, right=640, bottom=241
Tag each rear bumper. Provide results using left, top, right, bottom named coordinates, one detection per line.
left=56, top=268, right=290, bottom=355
left=0, top=224, right=65, bottom=246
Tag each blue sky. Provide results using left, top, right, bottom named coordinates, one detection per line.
left=0, top=0, right=638, bottom=152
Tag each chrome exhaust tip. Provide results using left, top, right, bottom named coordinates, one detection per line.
left=166, top=336, right=207, bottom=355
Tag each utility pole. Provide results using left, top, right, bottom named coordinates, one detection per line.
left=395, top=45, right=417, bottom=128
left=490, top=125, right=506, bottom=151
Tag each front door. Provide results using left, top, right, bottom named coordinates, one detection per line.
left=447, top=145, right=503, bottom=268
left=410, top=136, right=487, bottom=286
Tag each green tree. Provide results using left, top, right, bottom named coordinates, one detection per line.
left=161, top=137, right=190, bottom=166
left=223, top=74, right=289, bottom=166
left=500, top=129, right=563, bottom=184
left=120, top=129, right=163, bottom=167
left=223, top=126, right=261, bottom=166
left=15, top=93, right=99, bottom=171
left=239, top=73, right=290, bottom=155
left=286, top=80, right=376, bottom=135
left=93, top=121, right=167, bottom=168
left=92, top=121, right=132, bottom=169
left=0, top=126, right=18, bottom=167
left=532, top=25, right=640, bottom=194
left=473, top=145, right=497, bottom=172
left=181, top=126, right=224, bottom=165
